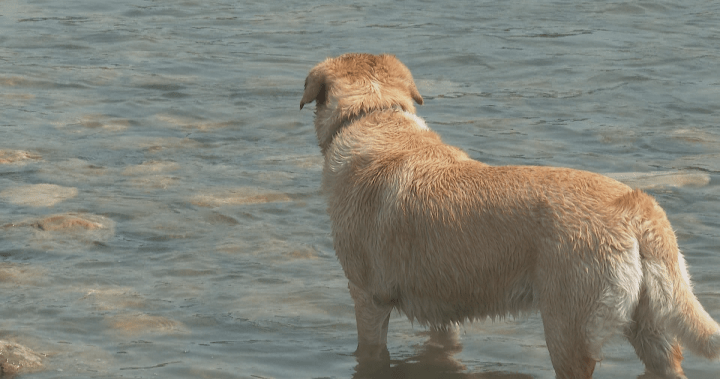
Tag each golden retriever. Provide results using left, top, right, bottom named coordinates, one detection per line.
left=300, top=53, right=720, bottom=379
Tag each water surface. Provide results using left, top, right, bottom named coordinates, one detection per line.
left=1, top=1, right=719, bottom=378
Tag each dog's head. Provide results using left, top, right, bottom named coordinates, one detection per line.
left=300, top=53, right=423, bottom=153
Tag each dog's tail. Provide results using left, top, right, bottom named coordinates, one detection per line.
left=619, top=189, right=720, bottom=359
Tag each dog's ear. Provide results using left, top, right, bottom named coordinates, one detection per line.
left=409, top=84, right=423, bottom=106
left=300, top=69, right=327, bottom=110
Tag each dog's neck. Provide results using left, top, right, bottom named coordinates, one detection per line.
left=338, top=104, right=403, bottom=129
left=317, top=104, right=404, bottom=156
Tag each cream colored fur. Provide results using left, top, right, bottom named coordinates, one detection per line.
left=300, top=53, right=720, bottom=379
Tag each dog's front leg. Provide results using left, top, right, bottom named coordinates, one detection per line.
left=349, top=281, right=393, bottom=361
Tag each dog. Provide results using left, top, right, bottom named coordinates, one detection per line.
left=300, top=53, right=720, bottom=379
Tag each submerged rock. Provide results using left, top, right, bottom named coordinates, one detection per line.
left=0, top=340, right=43, bottom=376
left=32, top=213, right=105, bottom=231
left=1, top=213, right=115, bottom=249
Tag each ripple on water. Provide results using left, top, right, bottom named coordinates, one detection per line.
left=1, top=1, right=718, bottom=378
left=670, top=153, right=720, bottom=173
left=52, top=114, right=132, bottom=132
left=0, top=263, right=49, bottom=286
left=140, top=137, right=205, bottom=150
left=0, top=150, right=42, bottom=165
left=118, top=160, right=182, bottom=190
left=122, top=160, right=180, bottom=175
left=0, top=184, right=78, bottom=207
left=190, top=187, right=293, bottom=207
left=284, top=245, right=320, bottom=260
left=0, top=93, right=36, bottom=107
left=129, top=175, right=179, bottom=190
left=607, top=170, right=711, bottom=190
left=33, top=159, right=110, bottom=188
left=155, top=113, right=237, bottom=131
left=80, top=288, right=146, bottom=311
left=105, top=313, right=188, bottom=335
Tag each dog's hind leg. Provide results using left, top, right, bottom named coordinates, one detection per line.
left=537, top=256, right=603, bottom=379
left=349, top=282, right=393, bottom=360
left=625, top=288, right=687, bottom=379
left=540, top=305, right=598, bottom=379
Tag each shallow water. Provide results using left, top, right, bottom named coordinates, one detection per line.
left=1, top=0, right=719, bottom=378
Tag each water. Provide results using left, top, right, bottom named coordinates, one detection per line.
left=1, top=0, right=719, bottom=378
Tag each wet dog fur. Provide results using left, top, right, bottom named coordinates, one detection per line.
left=300, top=53, right=720, bottom=379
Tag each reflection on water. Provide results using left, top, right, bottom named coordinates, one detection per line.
left=354, top=330, right=464, bottom=379
left=354, top=328, right=535, bottom=379
left=353, top=330, right=532, bottom=379
left=1, top=0, right=719, bottom=378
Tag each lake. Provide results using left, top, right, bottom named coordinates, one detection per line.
left=1, top=0, right=719, bottom=378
